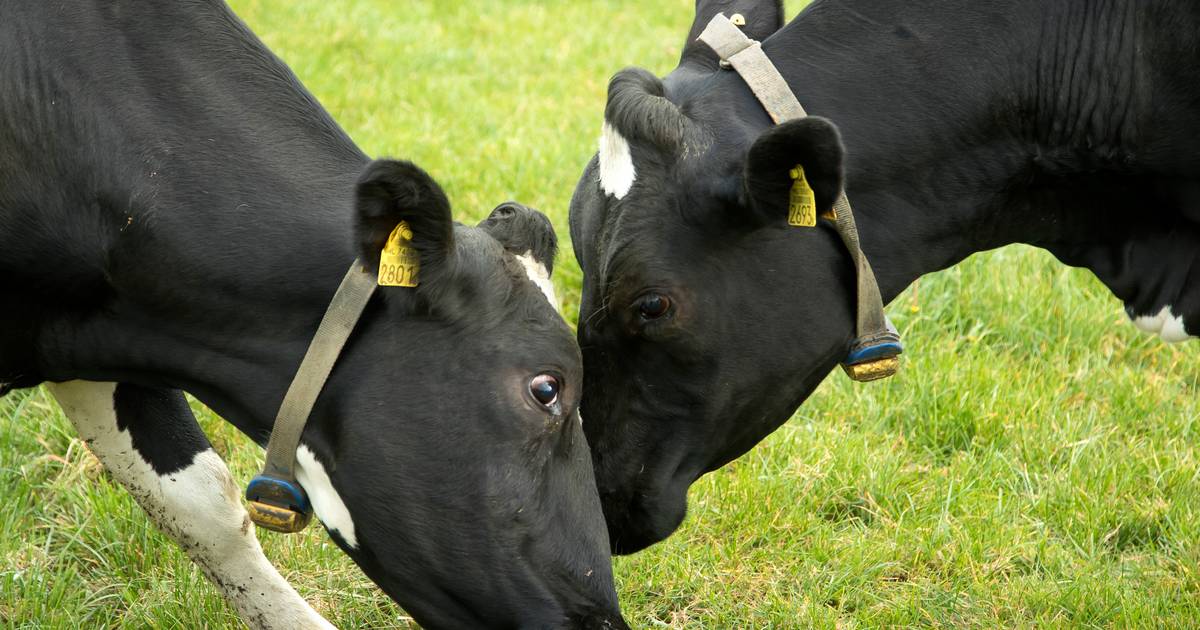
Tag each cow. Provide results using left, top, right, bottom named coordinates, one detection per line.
left=0, top=2, right=628, bottom=629
left=570, top=0, right=1200, bottom=554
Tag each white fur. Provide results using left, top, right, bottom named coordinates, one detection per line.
left=47, top=381, right=334, bottom=630
left=1131, top=305, right=1194, bottom=343
left=295, top=445, right=358, bottom=549
left=516, top=250, right=559, bottom=309
left=598, top=121, right=636, bottom=199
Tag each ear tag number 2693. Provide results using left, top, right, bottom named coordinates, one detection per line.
left=787, top=165, right=817, bottom=227
left=378, top=221, right=419, bottom=287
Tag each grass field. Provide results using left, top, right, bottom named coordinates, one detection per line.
left=3, top=1, right=1199, bottom=628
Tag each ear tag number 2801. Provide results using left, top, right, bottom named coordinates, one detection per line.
left=378, top=221, right=419, bottom=287
left=787, top=165, right=817, bottom=227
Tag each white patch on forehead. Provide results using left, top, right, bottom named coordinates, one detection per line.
left=296, top=444, right=358, bottom=549
left=1131, top=305, right=1195, bottom=343
left=517, top=250, right=559, bottom=310
left=598, top=121, right=636, bottom=199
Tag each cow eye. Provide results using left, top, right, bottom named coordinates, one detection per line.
left=529, top=374, right=560, bottom=407
left=637, top=294, right=671, bottom=320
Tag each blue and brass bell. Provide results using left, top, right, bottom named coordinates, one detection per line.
left=245, top=474, right=313, bottom=533
left=841, top=317, right=904, bottom=382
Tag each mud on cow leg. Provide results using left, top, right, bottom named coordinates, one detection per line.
left=46, top=381, right=334, bottom=630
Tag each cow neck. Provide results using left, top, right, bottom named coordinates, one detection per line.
left=32, top=1, right=370, bottom=443
left=696, top=13, right=902, bottom=382
left=749, top=1, right=1082, bottom=304
left=47, top=162, right=365, bottom=445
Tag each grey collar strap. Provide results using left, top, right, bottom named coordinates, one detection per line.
left=246, top=259, right=378, bottom=532
left=699, top=13, right=901, bottom=381
left=699, top=15, right=806, bottom=123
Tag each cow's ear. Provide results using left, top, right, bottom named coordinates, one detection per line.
left=353, top=159, right=454, bottom=276
left=742, top=117, right=845, bottom=226
left=478, top=202, right=559, bottom=274
left=678, top=1, right=786, bottom=72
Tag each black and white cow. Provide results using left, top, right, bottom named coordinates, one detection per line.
left=570, top=0, right=1200, bottom=553
left=0, top=2, right=628, bottom=628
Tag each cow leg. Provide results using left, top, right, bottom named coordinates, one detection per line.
left=45, top=381, right=335, bottom=630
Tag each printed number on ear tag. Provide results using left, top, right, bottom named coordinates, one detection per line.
left=378, top=221, right=420, bottom=287
left=787, top=166, right=817, bottom=227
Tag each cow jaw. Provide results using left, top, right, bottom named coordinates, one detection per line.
left=599, top=122, right=636, bottom=199
left=295, top=445, right=359, bottom=548
left=1130, top=305, right=1195, bottom=343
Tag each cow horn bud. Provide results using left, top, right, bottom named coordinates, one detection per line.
left=604, top=67, right=692, bottom=153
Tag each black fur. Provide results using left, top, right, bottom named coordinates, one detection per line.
left=114, top=384, right=211, bottom=476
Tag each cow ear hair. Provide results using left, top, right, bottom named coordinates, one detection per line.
left=353, top=159, right=455, bottom=278
left=478, top=202, right=559, bottom=274
left=741, top=116, right=845, bottom=226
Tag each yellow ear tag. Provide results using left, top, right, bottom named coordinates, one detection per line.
left=378, top=221, right=419, bottom=287
left=787, top=165, right=817, bottom=227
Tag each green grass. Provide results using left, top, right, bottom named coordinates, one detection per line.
left=3, top=1, right=1199, bottom=627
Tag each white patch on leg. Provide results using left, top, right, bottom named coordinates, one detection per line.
left=516, top=250, right=559, bottom=309
left=598, top=121, right=636, bottom=199
left=295, top=445, right=358, bottom=549
left=47, top=381, right=334, bottom=630
left=1131, top=305, right=1195, bottom=343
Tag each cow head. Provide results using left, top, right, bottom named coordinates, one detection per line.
left=300, top=160, right=626, bottom=628
left=571, top=56, right=862, bottom=554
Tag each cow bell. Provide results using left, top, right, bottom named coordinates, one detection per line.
left=841, top=317, right=904, bottom=382
left=245, top=474, right=313, bottom=533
